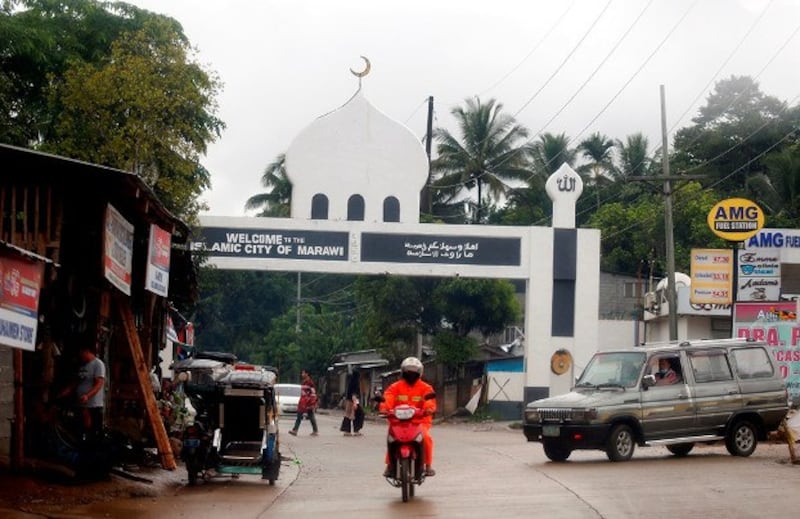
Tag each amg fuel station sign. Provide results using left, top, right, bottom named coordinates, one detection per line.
left=707, top=198, right=765, bottom=242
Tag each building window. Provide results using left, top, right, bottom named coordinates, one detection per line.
left=311, top=194, right=328, bottom=219
left=383, top=196, right=400, bottom=222
left=623, top=281, right=641, bottom=299
left=347, top=194, right=365, bottom=221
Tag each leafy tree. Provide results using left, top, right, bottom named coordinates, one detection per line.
left=192, top=269, right=294, bottom=360
left=353, top=276, right=441, bottom=365
left=245, top=153, right=292, bottom=217
left=431, top=330, right=478, bottom=368
left=261, top=303, right=361, bottom=382
left=669, top=181, right=729, bottom=272
left=45, top=16, right=224, bottom=219
left=0, top=0, right=155, bottom=145
left=672, top=75, right=795, bottom=199
left=0, top=1, right=224, bottom=220
left=748, top=144, right=800, bottom=227
left=588, top=198, right=661, bottom=274
left=431, top=97, right=530, bottom=223
left=432, top=277, right=520, bottom=338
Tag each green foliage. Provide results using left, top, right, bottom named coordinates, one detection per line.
left=192, top=269, right=294, bottom=361
left=432, top=329, right=477, bottom=368
left=246, top=153, right=292, bottom=217
left=527, top=132, right=576, bottom=176
left=433, top=277, right=520, bottom=337
left=353, top=276, right=440, bottom=364
left=261, top=303, right=361, bottom=382
left=432, top=97, right=530, bottom=223
left=672, top=75, right=795, bottom=199
left=0, top=1, right=224, bottom=220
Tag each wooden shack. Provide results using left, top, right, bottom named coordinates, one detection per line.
left=0, top=143, right=197, bottom=474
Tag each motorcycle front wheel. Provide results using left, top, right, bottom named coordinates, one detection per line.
left=400, top=458, right=412, bottom=502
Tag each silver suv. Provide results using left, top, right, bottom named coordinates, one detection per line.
left=522, top=338, right=789, bottom=462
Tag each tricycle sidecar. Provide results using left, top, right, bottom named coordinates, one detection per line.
left=180, top=365, right=281, bottom=485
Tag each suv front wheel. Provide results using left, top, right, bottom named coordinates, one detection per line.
left=606, top=424, right=635, bottom=461
left=543, top=440, right=571, bottom=462
left=725, top=420, right=757, bottom=457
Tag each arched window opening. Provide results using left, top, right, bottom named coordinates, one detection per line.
left=383, top=196, right=400, bottom=222
left=311, top=193, right=329, bottom=220
left=347, top=194, right=365, bottom=221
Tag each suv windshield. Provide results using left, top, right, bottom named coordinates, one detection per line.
left=576, top=351, right=646, bottom=388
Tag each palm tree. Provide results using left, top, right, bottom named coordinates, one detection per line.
left=578, top=132, right=615, bottom=210
left=245, top=153, right=292, bottom=217
left=615, top=133, right=651, bottom=179
left=431, top=97, right=530, bottom=224
left=527, top=132, right=576, bottom=176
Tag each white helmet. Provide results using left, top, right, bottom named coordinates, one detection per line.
left=400, top=356, right=423, bottom=374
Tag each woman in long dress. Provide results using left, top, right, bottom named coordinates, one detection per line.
left=340, top=368, right=364, bottom=436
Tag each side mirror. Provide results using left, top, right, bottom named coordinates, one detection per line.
left=372, top=395, right=386, bottom=403
left=424, top=392, right=436, bottom=400
left=642, top=374, right=657, bottom=388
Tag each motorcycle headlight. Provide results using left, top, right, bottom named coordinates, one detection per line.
left=394, top=407, right=416, bottom=420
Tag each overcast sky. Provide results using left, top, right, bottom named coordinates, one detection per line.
left=126, top=0, right=800, bottom=217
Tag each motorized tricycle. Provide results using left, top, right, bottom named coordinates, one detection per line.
left=174, top=358, right=281, bottom=486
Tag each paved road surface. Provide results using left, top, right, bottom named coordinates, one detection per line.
left=40, top=412, right=800, bottom=518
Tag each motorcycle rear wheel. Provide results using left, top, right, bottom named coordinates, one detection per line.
left=400, top=458, right=412, bottom=502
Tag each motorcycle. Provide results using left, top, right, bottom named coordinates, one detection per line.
left=376, top=393, right=435, bottom=502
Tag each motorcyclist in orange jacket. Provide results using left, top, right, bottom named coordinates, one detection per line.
left=380, top=356, right=437, bottom=477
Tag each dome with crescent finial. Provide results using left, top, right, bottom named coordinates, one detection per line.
left=285, top=89, right=429, bottom=224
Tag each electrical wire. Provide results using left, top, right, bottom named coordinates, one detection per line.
left=600, top=124, right=798, bottom=244
left=529, top=0, right=654, bottom=140
left=476, top=0, right=577, bottom=98
left=512, top=0, right=614, bottom=119
left=427, top=0, right=697, bottom=192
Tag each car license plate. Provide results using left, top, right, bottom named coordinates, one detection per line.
left=183, top=438, right=200, bottom=448
left=542, top=425, right=560, bottom=437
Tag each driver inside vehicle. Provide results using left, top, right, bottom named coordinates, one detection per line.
left=654, top=358, right=681, bottom=385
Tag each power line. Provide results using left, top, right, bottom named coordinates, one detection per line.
left=529, top=0, right=654, bottom=140
left=512, top=0, right=614, bottom=119
left=571, top=16, right=800, bottom=220
left=476, top=0, right=577, bottom=98
left=664, top=0, right=775, bottom=136
left=600, top=124, right=798, bottom=244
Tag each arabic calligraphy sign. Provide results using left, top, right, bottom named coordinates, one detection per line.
left=360, top=233, right=521, bottom=265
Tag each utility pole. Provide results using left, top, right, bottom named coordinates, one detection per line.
left=629, top=86, right=705, bottom=341
left=296, top=272, right=302, bottom=332
left=422, top=95, right=434, bottom=215
left=660, top=85, right=679, bottom=341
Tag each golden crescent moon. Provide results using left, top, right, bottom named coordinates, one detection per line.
left=350, top=56, right=371, bottom=78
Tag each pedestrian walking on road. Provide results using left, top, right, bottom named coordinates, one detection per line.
left=289, top=369, right=319, bottom=436
left=340, top=368, right=364, bottom=436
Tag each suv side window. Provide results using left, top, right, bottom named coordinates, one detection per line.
left=688, top=349, right=733, bottom=383
left=731, top=347, right=775, bottom=379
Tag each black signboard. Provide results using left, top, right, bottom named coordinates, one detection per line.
left=361, top=233, right=521, bottom=266
left=195, top=227, right=349, bottom=261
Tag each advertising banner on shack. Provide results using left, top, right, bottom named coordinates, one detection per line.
left=0, top=256, right=44, bottom=351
